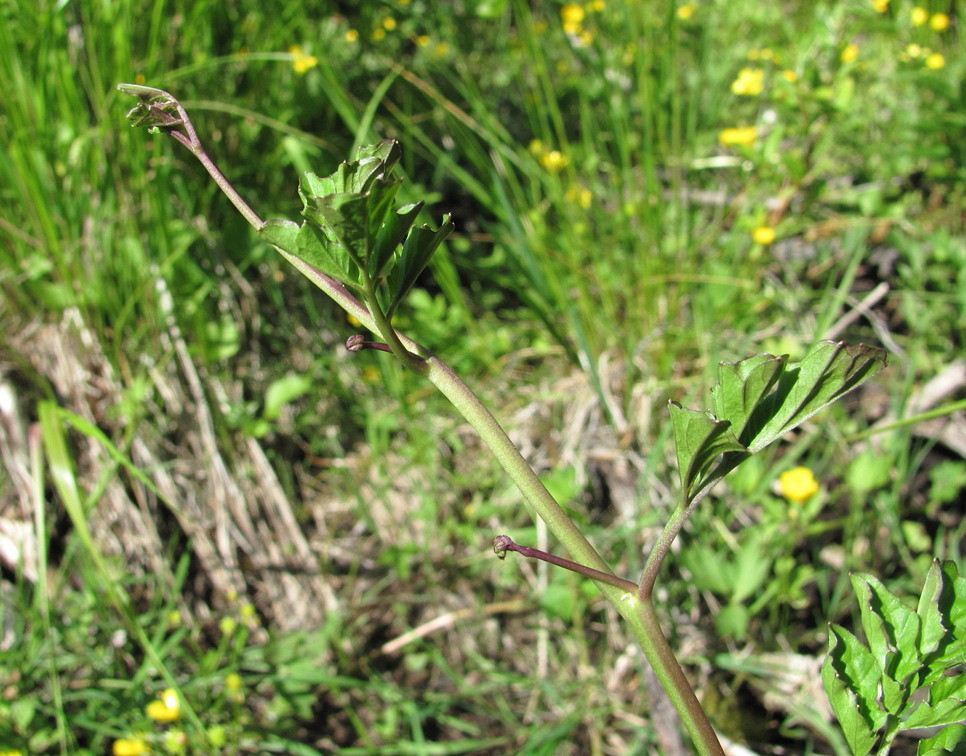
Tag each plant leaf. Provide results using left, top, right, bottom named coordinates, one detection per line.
left=306, top=192, right=371, bottom=269
left=370, top=202, right=423, bottom=279
left=258, top=218, right=300, bottom=256
left=295, top=221, right=362, bottom=291
left=668, top=403, right=748, bottom=502
left=711, top=353, right=787, bottom=444
left=917, top=560, right=948, bottom=657
left=822, top=624, right=886, bottom=755
left=917, top=723, right=966, bottom=754
left=736, top=341, right=887, bottom=454
left=386, top=214, right=455, bottom=317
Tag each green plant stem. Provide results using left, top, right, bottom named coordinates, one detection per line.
left=362, top=275, right=428, bottom=372
left=639, top=486, right=714, bottom=601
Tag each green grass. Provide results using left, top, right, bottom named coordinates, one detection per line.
left=1, top=0, right=964, bottom=753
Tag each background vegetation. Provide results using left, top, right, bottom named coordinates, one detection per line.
left=0, top=0, right=963, bottom=752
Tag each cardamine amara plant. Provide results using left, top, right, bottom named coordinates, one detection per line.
left=117, top=83, right=960, bottom=755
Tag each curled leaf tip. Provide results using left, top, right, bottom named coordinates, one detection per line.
left=117, top=82, right=183, bottom=130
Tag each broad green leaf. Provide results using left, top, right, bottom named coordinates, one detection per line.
left=711, top=353, right=787, bottom=444
left=386, top=215, right=455, bottom=317
left=668, top=403, right=747, bottom=501
left=258, top=218, right=300, bottom=256
left=739, top=341, right=887, bottom=453
left=925, top=561, right=966, bottom=674
left=917, top=723, right=965, bottom=754
left=822, top=625, right=884, bottom=755
left=852, top=573, right=922, bottom=687
left=308, top=192, right=371, bottom=269
left=354, top=140, right=402, bottom=172
left=259, top=218, right=364, bottom=291
left=370, top=202, right=423, bottom=279
left=918, top=560, right=948, bottom=657
left=365, top=178, right=403, bottom=254
left=295, top=222, right=362, bottom=291
left=902, top=690, right=966, bottom=731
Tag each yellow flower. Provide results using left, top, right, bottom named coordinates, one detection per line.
left=225, top=672, right=244, bottom=701
left=588, top=0, right=606, bottom=11
left=113, top=738, right=149, bottom=756
left=840, top=43, right=859, bottom=63
left=752, top=225, right=776, bottom=245
left=731, top=67, right=764, bottom=96
left=434, top=41, right=449, bottom=55
left=382, top=17, right=397, bottom=31
left=146, top=688, right=181, bottom=723
left=778, top=467, right=820, bottom=503
left=372, top=27, right=386, bottom=42
left=561, top=3, right=585, bottom=33
left=930, top=13, right=950, bottom=31
left=345, top=29, right=359, bottom=43
left=906, top=43, right=923, bottom=58
left=415, top=34, right=431, bottom=47
left=540, top=150, right=569, bottom=172
left=925, top=52, right=945, bottom=69
left=565, top=186, right=592, bottom=209
left=718, top=126, right=758, bottom=147
left=911, top=6, right=928, bottom=26
left=528, top=139, right=544, bottom=156
left=676, top=4, right=694, bottom=21
left=781, top=69, right=798, bottom=83
left=288, top=45, right=318, bottom=75
left=871, top=0, right=889, bottom=12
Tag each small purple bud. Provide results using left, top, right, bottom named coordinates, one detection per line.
left=346, top=334, right=365, bottom=352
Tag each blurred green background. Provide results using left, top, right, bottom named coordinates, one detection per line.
left=1, top=0, right=963, bottom=752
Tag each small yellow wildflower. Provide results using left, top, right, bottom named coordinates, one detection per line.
left=781, top=69, right=798, bottom=83
left=561, top=3, right=585, bottom=33
left=415, top=34, right=431, bottom=47
left=166, top=609, right=182, bottom=627
left=778, top=467, right=820, bottom=503
left=911, top=6, right=928, bottom=26
left=578, top=29, right=594, bottom=46
left=146, top=688, right=181, bottom=723
left=752, top=225, right=776, bottom=245
left=930, top=13, right=950, bottom=31
left=718, top=126, right=758, bottom=147
left=434, top=41, right=449, bottom=55
left=382, top=17, right=397, bottom=31
left=288, top=45, right=318, bottom=75
left=840, top=43, right=859, bottom=63
left=345, top=29, right=359, bottom=43
left=219, top=616, right=237, bottom=636
left=925, top=52, right=945, bottom=69
left=239, top=602, right=257, bottom=621
left=588, top=0, right=606, bottom=11
left=540, top=150, right=569, bottom=172
left=225, top=672, right=244, bottom=694
left=676, top=4, right=695, bottom=21
left=871, top=0, right=889, bottom=12
left=113, top=738, right=149, bottom=756
left=225, top=672, right=244, bottom=702
left=759, top=47, right=776, bottom=61
left=528, top=139, right=545, bottom=156
left=906, top=43, right=923, bottom=58
left=731, top=67, right=764, bottom=96
left=565, top=186, right=592, bottom=209
left=372, top=27, right=386, bottom=42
